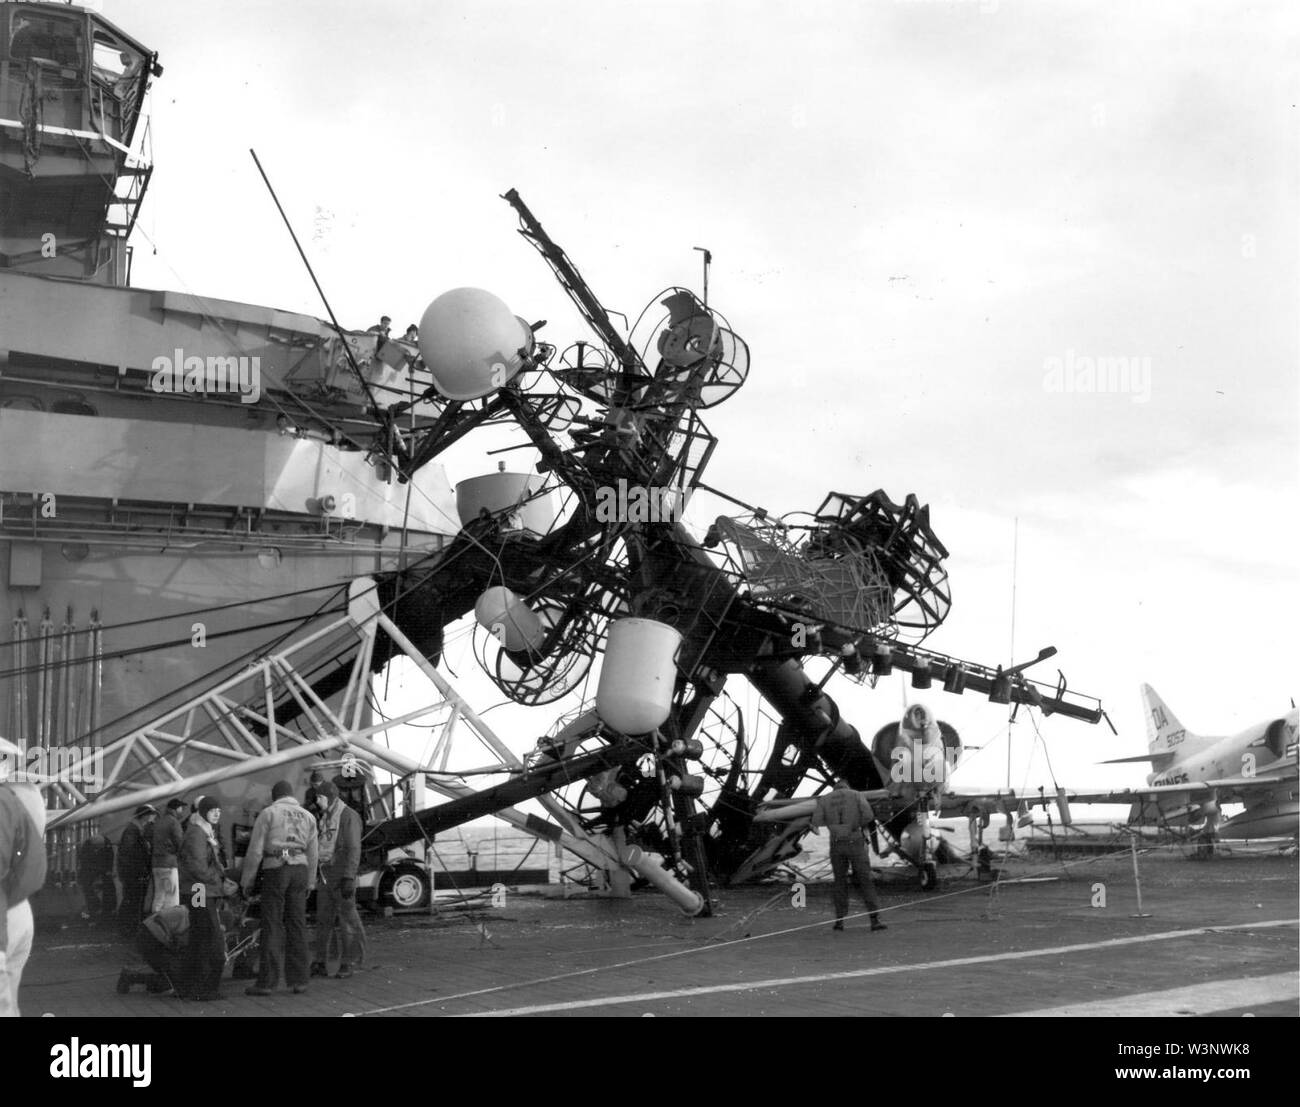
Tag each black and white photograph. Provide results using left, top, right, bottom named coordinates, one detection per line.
left=0, top=0, right=1295, bottom=1069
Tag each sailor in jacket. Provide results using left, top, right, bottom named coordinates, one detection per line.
left=150, top=798, right=188, bottom=912
left=241, top=780, right=318, bottom=995
left=116, top=804, right=156, bottom=935
left=178, top=795, right=234, bottom=1000
left=309, top=779, right=366, bottom=979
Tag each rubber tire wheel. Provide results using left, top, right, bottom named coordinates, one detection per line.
left=379, top=865, right=431, bottom=910
left=919, top=862, right=939, bottom=891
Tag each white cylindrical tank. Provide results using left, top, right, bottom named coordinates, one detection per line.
left=455, top=471, right=555, bottom=536
left=596, top=618, right=681, bottom=735
left=418, top=288, right=533, bottom=401
left=474, top=586, right=546, bottom=653
left=753, top=798, right=816, bottom=823
left=623, top=846, right=704, bottom=916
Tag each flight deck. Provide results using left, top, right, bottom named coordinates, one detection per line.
left=23, top=851, right=1298, bottom=1019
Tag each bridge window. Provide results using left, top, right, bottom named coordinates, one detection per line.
left=91, top=29, right=142, bottom=96
left=7, top=9, right=85, bottom=70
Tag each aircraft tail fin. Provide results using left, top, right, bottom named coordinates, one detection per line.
left=1141, top=684, right=1210, bottom=758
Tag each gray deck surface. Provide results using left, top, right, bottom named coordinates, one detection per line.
left=22, top=852, right=1298, bottom=1018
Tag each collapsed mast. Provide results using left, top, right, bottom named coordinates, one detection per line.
left=355, top=190, right=1105, bottom=906
left=9, top=117, right=1107, bottom=911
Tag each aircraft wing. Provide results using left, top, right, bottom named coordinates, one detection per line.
left=938, top=773, right=1297, bottom=818
left=1064, top=771, right=1297, bottom=808
left=934, top=791, right=1064, bottom=819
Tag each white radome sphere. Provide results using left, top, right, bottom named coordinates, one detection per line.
left=418, top=288, right=532, bottom=401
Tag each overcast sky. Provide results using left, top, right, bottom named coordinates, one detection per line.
left=113, top=0, right=1297, bottom=796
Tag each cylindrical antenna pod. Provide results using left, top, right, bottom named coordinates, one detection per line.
left=596, top=618, right=681, bottom=735
left=455, top=471, right=555, bottom=536
left=474, top=587, right=545, bottom=654
left=623, top=845, right=704, bottom=916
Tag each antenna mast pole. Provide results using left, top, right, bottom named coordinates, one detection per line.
left=1008, top=516, right=1019, bottom=790
left=694, top=246, right=712, bottom=308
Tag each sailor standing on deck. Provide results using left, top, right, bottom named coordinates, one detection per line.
left=811, top=778, right=888, bottom=933
left=150, top=798, right=188, bottom=912
left=241, top=780, right=318, bottom=996
left=0, top=734, right=47, bottom=1017
left=309, top=779, right=365, bottom=980
left=117, top=804, right=157, bottom=935
left=178, top=796, right=236, bottom=1002
left=77, top=833, right=117, bottom=926
left=303, top=769, right=325, bottom=814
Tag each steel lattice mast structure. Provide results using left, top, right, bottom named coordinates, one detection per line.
left=18, top=178, right=1108, bottom=913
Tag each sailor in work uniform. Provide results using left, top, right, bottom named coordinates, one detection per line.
left=241, top=779, right=318, bottom=995
left=811, top=778, right=888, bottom=933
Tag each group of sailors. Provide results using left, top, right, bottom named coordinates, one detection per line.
left=85, top=772, right=888, bottom=1003
left=367, top=316, right=420, bottom=345
left=87, top=773, right=366, bottom=1002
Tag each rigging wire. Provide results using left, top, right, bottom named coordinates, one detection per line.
left=0, top=608, right=347, bottom=687
left=1027, top=709, right=1064, bottom=794
left=123, top=208, right=518, bottom=592
left=32, top=525, right=483, bottom=777
left=49, top=535, right=596, bottom=801
left=39, top=583, right=350, bottom=784
left=0, top=581, right=346, bottom=658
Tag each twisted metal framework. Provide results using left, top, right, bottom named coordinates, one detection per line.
left=366, top=191, right=1105, bottom=904
left=809, top=491, right=952, bottom=640
left=26, top=188, right=1107, bottom=914
left=711, top=516, right=895, bottom=635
